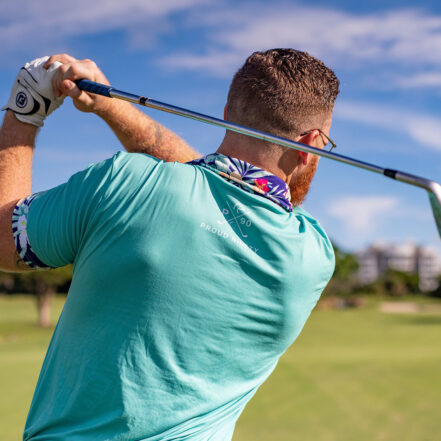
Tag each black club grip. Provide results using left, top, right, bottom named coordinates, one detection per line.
left=75, top=79, right=112, bottom=98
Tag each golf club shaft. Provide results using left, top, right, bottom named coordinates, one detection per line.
left=75, top=79, right=434, bottom=193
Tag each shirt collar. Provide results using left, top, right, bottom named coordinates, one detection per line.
left=188, top=153, right=293, bottom=212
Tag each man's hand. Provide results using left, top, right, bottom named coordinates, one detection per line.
left=2, top=56, right=65, bottom=127
left=45, top=54, right=112, bottom=114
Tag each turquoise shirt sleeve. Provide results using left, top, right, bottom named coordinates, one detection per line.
left=25, top=157, right=115, bottom=268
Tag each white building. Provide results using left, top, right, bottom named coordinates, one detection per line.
left=356, top=242, right=441, bottom=292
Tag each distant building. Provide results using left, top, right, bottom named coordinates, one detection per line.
left=356, top=242, right=441, bottom=292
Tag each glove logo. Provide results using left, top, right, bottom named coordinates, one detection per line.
left=16, top=92, right=28, bottom=109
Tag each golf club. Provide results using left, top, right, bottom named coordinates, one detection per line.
left=75, top=79, right=441, bottom=239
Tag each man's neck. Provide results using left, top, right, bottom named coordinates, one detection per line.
left=216, top=138, right=300, bottom=185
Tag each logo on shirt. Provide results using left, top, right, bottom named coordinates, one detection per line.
left=199, top=201, right=259, bottom=254
left=218, top=201, right=252, bottom=238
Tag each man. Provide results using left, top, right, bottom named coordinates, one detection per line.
left=0, top=49, right=338, bottom=440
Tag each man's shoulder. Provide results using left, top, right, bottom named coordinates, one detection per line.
left=111, top=150, right=162, bottom=169
left=293, top=206, right=335, bottom=272
left=104, top=151, right=169, bottom=184
left=294, top=206, right=330, bottom=240
left=91, top=151, right=197, bottom=201
left=109, top=151, right=194, bottom=175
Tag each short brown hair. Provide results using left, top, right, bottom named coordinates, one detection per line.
left=225, top=48, right=339, bottom=138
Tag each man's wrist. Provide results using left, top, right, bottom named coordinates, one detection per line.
left=1, top=111, right=38, bottom=147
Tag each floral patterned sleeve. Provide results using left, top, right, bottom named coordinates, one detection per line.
left=12, top=195, right=52, bottom=269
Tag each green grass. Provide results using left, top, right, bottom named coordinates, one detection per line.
left=1, top=295, right=441, bottom=441
left=235, top=298, right=441, bottom=441
left=0, top=295, right=65, bottom=441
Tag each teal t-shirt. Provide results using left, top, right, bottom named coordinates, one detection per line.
left=22, top=152, right=334, bottom=441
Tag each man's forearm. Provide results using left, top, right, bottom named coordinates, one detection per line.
left=44, top=53, right=200, bottom=163
left=96, top=99, right=201, bottom=163
left=0, top=111, right=36, bottom=203
left=0, top=111, right=37, bottom=271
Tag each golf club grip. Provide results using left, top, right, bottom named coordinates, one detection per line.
left=75, top=79, right=112, bottom=98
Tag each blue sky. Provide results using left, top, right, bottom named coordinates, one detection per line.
left=2, top=0, right=441, bottom=253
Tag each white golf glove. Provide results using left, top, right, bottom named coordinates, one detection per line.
left=2, top=56, right=65, bottom=127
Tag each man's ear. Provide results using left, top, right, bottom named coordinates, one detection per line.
left=298, top=151, right=308, bottom=166
left=297, top=130, right=320, bottom=165
left=223, top=105, right=227, bottom=120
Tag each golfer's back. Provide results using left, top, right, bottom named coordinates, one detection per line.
left=22, top=152, right=334, bottom=441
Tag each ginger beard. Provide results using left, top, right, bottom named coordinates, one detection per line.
left=289, top=154, right=319, bottom=206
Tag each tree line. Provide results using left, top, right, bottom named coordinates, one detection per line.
left=326, top=244, right=439, bottom=298
left=0, top=266, right=72, bottom=327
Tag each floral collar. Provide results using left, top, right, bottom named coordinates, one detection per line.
left=188, top=153, right=293, bottom=212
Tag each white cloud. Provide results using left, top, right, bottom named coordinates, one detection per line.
left=394, top=72, right=441, bottom=88
left=5, top=1, right=441, bottom=88
left=159, top=51, right=244, bottom=76
left=0, top=0, right=209, bottom=57
left=328, top=195, right=400, bottom=234
left=159, top=5, right=441, bottom=78
left=335, top=101, right=441, bottom=151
